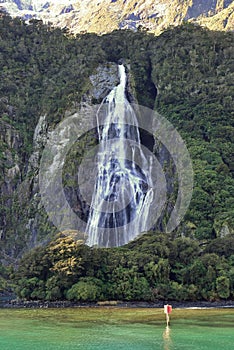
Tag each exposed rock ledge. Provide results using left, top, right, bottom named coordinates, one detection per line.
left=1, top=299, right=234, bottom=309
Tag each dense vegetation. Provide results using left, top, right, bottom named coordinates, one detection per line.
left=0, top=13, right=233, bottom=301
left=12, top=232, right=234, bottom=302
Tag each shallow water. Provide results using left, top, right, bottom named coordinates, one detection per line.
left=0, top=308, right=233, bottom=350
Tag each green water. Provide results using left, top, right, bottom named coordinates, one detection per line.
left=0, top=308, right=233, bottom=350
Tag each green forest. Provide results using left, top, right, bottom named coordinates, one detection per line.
left=0, top=13, right=233, bottom=302
left=11, top=233, right=234, bottom=302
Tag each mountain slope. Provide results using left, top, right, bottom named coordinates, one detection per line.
left=0, top=14, right=233, bottom=263
left=0, top=0, right=234, bottom=34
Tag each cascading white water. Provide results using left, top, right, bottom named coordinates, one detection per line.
left=86, top=64, right=154, bottom=247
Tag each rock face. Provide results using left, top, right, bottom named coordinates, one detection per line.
left=0, top=62, right=121, bottom=261
left=0, top=107, right=23, bottom=243
left=1, top=0, right=234, bottom=34
left=89, top=64, right=119, bottom=101
left=186, top=0, right=233, bottom=18
left=39, top=63, right=120, bottom=239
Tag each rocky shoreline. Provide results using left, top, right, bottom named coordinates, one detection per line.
left=1, top=299, right=234, bottom=309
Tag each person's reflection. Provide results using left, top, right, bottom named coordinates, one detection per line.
left=163, top=325, right=172, bottom=350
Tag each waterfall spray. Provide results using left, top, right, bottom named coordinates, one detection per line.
left=86, top=65, right=154, bottom=247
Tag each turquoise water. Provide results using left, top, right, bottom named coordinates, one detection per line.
left=0, top=308, right=233, bottom=349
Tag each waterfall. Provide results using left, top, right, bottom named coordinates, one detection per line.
left=86, top=64, right=154, bottom=247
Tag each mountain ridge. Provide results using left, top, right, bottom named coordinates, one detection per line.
left=1, top=0, right=234, bottom=34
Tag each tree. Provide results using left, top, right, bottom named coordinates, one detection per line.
left=45, top=276, right=62, bottom=301
left=216, top=276, right=230, bottom=299
left=66, top=277, right=103, bottom=301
